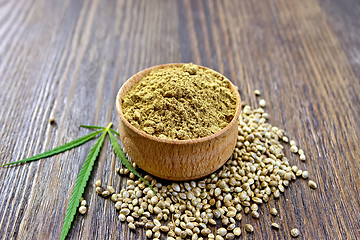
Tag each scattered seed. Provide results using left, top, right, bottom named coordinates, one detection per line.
left=160, top=226, right=170, bottom=232
left=252, top=197, right=262, bottom=204
left=172, top=183, right=180, bottom=192
left=151, top=196, right=159, bottom=205
left=201, top=228, right=211, bottom=236
left=153, top=231, right=161, bottom=238
left=95, top=187, right=103, bottom=194
left=145, top=229, right=152, bottom=238
left=97, top=98, right=318, bottom=239
left=111, top=194, right=118, bottom=202
left=208, top=218, right=217, bottom=225
left=168, top=231, right=176, bottom=237
left=259, top=99, right=266, bottom=107
left=291, top=228, right=300, bottom=238
left=215, top=235, right=224, bottom=240
left=271, top=223, right=280, bottom=230
left=95, top=180, right=102, bottom=187
left=128, top=222, right=136, bottom=230
left=49, top=117, right=56, bottom=125
left=244, top=207, right=250, bottom=214
left=225, top=233, right=235, bottom=240
left=80, top=199, right=87, bottom=206
left=78, top=206, right=87, bottom=214
left=254, top=89, right=261, bottom=96
left=300, top=154, right=306, bottom=161
left=251, top=211, right=259, bottom=219
left=106, top=186, right=115, bottom=194
left=308, top=180, right=317, bottom=189
left=270, top=208, right=278, bottom=216
left=126, top=216, right=134, bottom=223
left=101, top=190, right=110, bottom=197
left=245, top=224, right=254, bottom=233
left=302, top=171, right=309, bottom=179
left=120, top=208, right=130, bottom=216
left=217, top=228, right=227, bottom=236
left=118, top=214, right=126, bottom=221
left=233, top=227, right=241, bottom=236
left=250, top=203, right=258, bottom=211
left=290, top=145, right=298, bottom=153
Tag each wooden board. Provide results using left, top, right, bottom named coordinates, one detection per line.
left=0, top=0, right=359, bottom=239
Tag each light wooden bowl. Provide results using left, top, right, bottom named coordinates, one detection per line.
left=116, top=63, right=241, bottom=181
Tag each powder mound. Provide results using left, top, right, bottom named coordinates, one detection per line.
left=121, top=63, right=236, bottom=140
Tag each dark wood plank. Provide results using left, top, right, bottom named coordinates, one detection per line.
left=0, top=0, right=359, bottom=239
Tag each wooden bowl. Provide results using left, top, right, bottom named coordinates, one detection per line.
left=116, top=63, right=241, bottom=181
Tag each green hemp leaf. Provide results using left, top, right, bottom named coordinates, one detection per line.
left=2, top=122, right=155, bottom=240
left=1, top=129, right=104, bottom=167
left=60, top=122, right=111, bottom=240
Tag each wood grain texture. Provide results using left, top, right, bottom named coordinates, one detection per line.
left=0, top=0, right=359, bottom=239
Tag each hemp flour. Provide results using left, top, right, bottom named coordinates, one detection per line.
left=121, top=63, right=236, bottom=140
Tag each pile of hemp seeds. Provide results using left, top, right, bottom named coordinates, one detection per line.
left=94, top=90, right=317, bottom=239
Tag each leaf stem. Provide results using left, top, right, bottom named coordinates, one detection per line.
left=80, top=125, right=105, bottom=130
left=105, top=122, right=113, bottom=131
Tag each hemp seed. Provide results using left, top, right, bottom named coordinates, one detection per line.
left=233, top=227, right=241, bottom=236
left=244, top=224, right=254, bottom=233
left=80, top=200, right=87, bottom=206
left=145, top=229, right=152, bottom=238
left=302, top=171, right=309, bottom=179
left=270, top=208, right=278, bottom=216
left=95, top=187, right=103, bottom=194
left=78, top=206, right=87, bottom=214
left=49, top=117, right=56, bottom=125
left=217, top=228, right=227, bottom=236
left=259, top=99, right=266, bottom=107
left=308, top=180, right=317, bottom=189
left=95, top=180, right=102, bottom=187
left=225, top=233, right=235, bottom=240
left=101, top=190, right=110, bottom=197
left=106, top=186, right=115, bottom=194
left=291, top=228, right=300, bottom=238
left=118, top=214, right=126, bottom=221
left=99, top=94, right=318, bottom=239
left=271, top=223, right=280, bottom=230
left=290, top=145, right=298, bottom=153
left=251, top=211, right=259, bottom=219
left=215, top=236, right=224, bottom=240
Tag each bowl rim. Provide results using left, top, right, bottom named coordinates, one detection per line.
left=116, top=63, right=241, bottom=145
